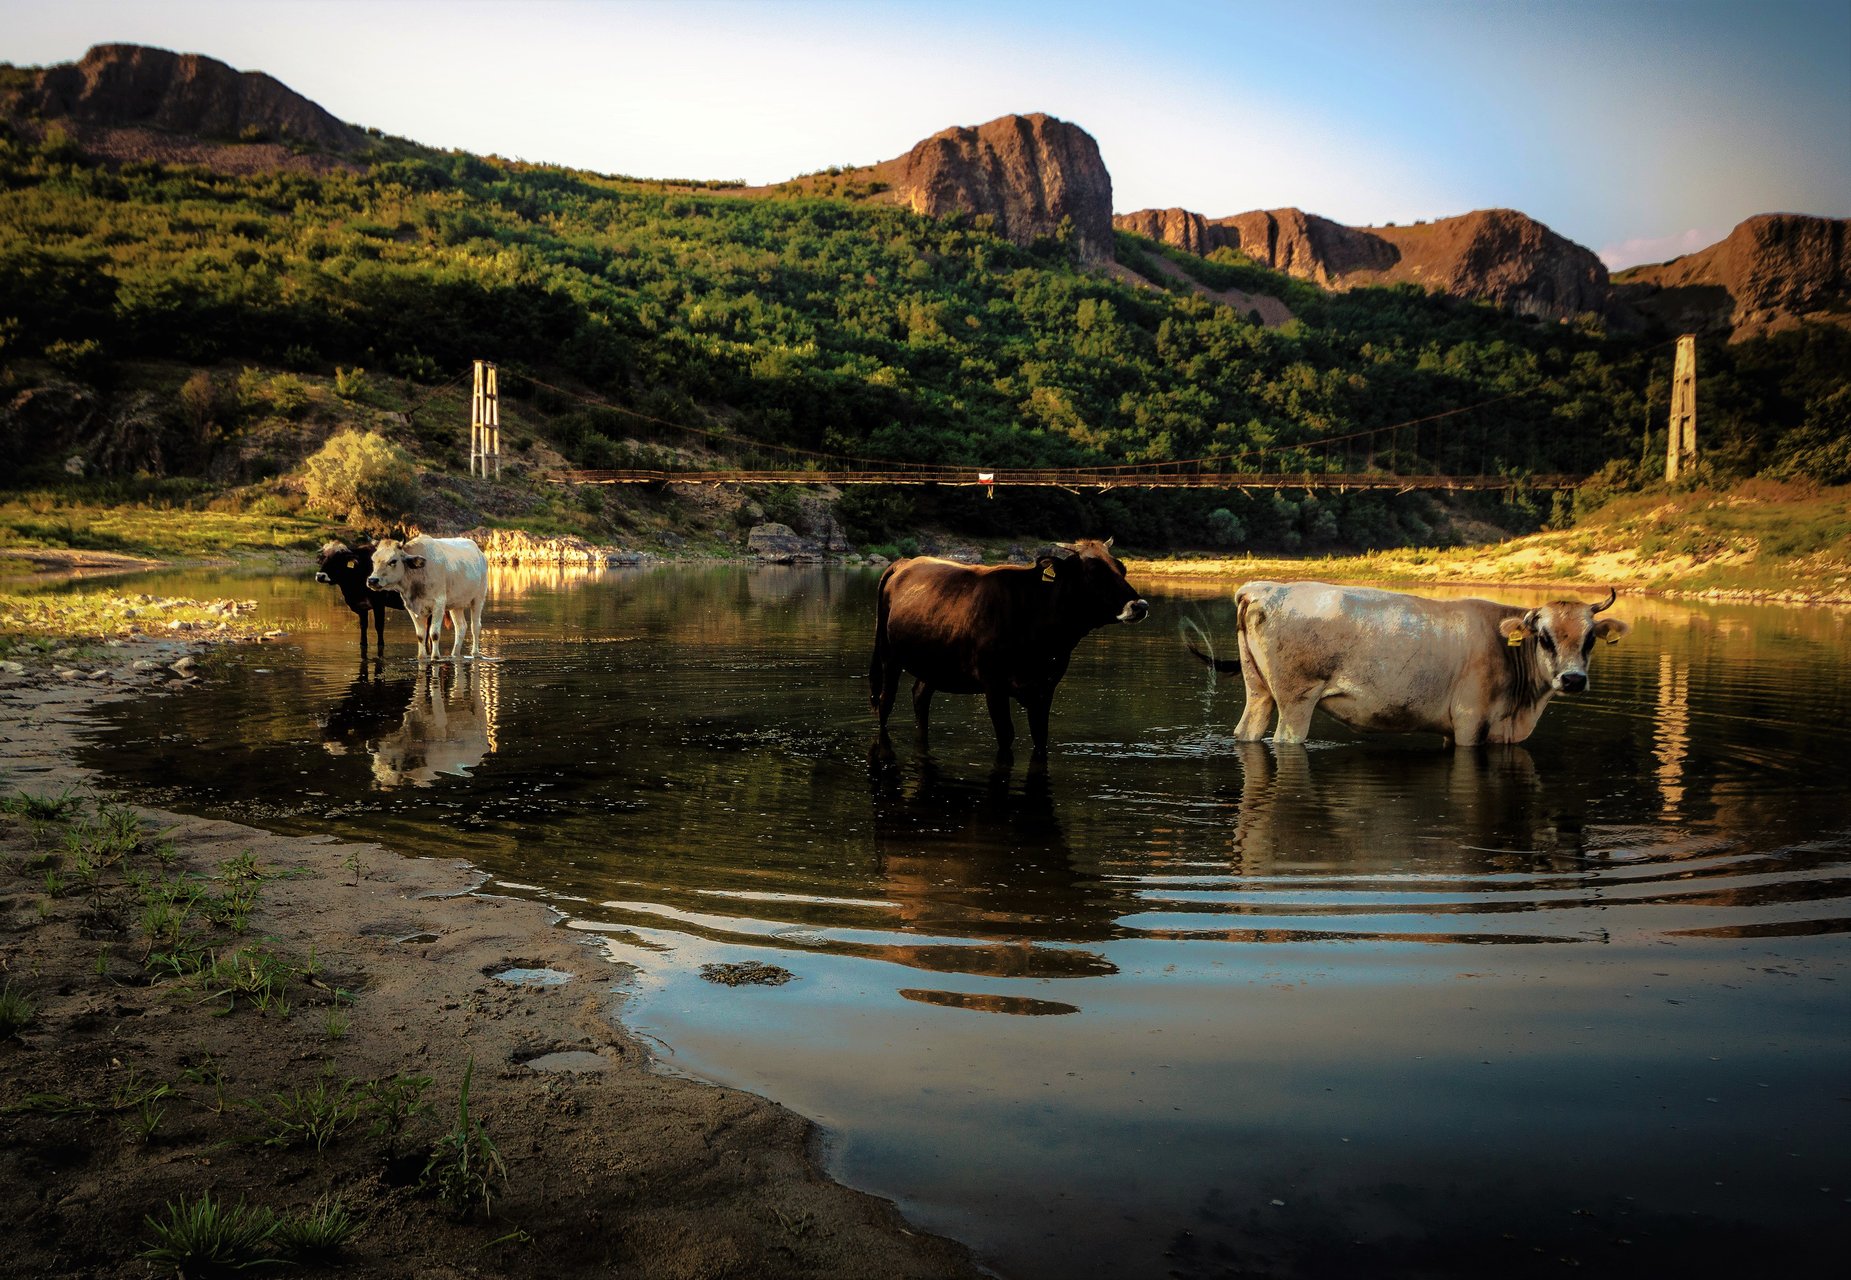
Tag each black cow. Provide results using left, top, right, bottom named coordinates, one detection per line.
left=868, top=539, right=1148, bottom=756
left=315, top=540, right=406, bottom=653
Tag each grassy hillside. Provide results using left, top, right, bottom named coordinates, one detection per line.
left=1135, top=480, right=1851, bottom=603
left=0, top=113, right=1846, bottom=560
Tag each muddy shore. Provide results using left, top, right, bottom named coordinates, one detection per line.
left=0, top=635, right=981, bottom=1279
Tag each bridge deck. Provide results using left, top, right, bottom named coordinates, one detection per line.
left=555, top=468, right=1575, bottom=492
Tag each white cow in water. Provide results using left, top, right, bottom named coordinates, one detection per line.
left=366, top=535, right=488, bottom=662
left=1189, top=581, right=1631, bottom=746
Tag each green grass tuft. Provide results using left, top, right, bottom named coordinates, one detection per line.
left=141, top=1193, right=283, bottom=1276
left=0, top=982, right=38, bottom=1039
left=271, top=1197, right=359, bottom=1261
left=420, top=1057, right=508, bottom=1219
left=2, top=787, right=85, bottom=821
left=246, top=1075, right=363, bottom=1150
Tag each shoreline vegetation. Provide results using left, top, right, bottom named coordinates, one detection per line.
left=0, top=608, right=982, bottom=1279
left=1132, top=480, right=1851, bottom=606
left=4, top=478, right=1848, bottom=606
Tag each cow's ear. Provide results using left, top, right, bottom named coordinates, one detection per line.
left=1498, top=615, right=1530, bottom=647
left=1035, top=544, right=1073, bottom=582
left=406, top=555, right=426, bottom=570
left=1593, top=617, right=1630, bottom=645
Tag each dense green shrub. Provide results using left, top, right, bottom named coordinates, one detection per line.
left=1206, top=507, right=1246, bottom=548
left=333, top=366, right=371, bottom=400
left=302, top=430, right=420, bottom=524
left=177, top=371, right=220, bottom=431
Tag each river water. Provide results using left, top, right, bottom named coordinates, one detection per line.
left=70, top=564, right=1851, bottom=1278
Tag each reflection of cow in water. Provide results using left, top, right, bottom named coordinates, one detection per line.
left=370, top=664, right=497, bottom=789
left=866, top=751, right=1117, bottom=978
left=1225, top=741, right=1571, bottom=875
left=318, top=664, right=414, bottom=758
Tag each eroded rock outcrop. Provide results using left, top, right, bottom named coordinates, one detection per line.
left=1115, top=205, right=1610, bottom=320
left=874, top=113, right=1114, bottom=264
left=463, top=528, right=641, bottom=567
left=10, top=43, right=364, bottom=152
left=1615, top=214, right=1849, bottom=339
left=1114, top=207, right=1216, bottom=257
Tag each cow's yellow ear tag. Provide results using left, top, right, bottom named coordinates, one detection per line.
left=1506, top=632, right=1524, bottom=647
left=1041, top=562, right=1056, bottom=582
left=346, top=559, right=356, bottom=569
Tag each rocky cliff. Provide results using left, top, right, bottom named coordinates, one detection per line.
left=4, top=43, right=365, bottom=156
left=1115, top=205, right=1609, bottom=320
left=462, top=527, right=643, bottom=567
left=872, top=114, right=1114, bottom=265
left=1114, top=207, right=1216, bottom=257
left=1614, top=214, right=1849, bottom=339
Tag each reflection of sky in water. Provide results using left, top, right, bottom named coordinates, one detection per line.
left=79, top=567, right=1851, bottom=1279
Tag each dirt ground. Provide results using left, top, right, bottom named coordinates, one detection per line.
left=0, top=640, right=981, bottom=1279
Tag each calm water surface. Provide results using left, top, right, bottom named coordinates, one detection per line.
left=73, top=565, right=1851, bottom=1278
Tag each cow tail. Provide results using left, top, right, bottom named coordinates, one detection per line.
left=869, top=566, right=897, bottom=708
left=1185, top=638, right=1241, bottom=673
left=1185, top=594, right=1248, bottom=673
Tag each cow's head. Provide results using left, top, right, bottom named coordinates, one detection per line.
left=1497, top=588, right=1630, bottom=694
left=1036, top=538, right=1149, bottom=627
left=315, top=540, right=374, bottom=585
left=366, top=538, right=426, bottom=591
left=315, top=540, right=349, bottom=585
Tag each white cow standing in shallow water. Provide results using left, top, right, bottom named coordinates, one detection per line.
left=1188, top=580, right=1631, bottom=746
left=366, top=535, right=488, bottom=662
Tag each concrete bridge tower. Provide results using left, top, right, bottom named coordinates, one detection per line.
left=1665, top=335, right=1697, bottom=482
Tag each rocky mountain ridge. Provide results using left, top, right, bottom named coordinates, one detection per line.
left=1116, top=205, right=1610, bottom=321
left=1614, top=213, right=1850, bottom=339
left=5, top=43, right=364, bottom=153
left=867, top=113, right=1114, bottom=265
left=5, top=43, right=1842, bottom=336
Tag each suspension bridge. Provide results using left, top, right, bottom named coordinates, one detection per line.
left=552, top=465, right=1574, bottom=492
left=432, top=361, right=1597, bottom=495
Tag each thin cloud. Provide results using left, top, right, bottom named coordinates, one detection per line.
left=1599, top=226, right=1728, bottom=272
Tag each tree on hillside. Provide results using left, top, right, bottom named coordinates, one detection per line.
left=302, top=430, right=420, bottom=526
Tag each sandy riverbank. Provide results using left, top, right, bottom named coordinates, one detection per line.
left=0, top=636, right=981, bottom=1279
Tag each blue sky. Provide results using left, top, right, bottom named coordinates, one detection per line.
left=4, top=0, right=1847, bottom=268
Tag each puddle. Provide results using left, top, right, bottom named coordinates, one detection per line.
left=491, top=966, right=574, bottom=987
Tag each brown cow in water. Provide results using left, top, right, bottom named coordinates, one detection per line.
left=869, top=539, right=1148, bottom=755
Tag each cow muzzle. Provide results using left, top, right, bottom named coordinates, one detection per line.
left=314, top=571, right=331, bottom=584
left=365, top=576, right=383, bottom=590
left=1558, top=671, right=1588, bottom=693
left=1118, top=599, right=1149, bottom=624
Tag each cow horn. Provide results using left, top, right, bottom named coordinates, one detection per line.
left=1103, top=536, right=1115, bottom=550
left=1589, top=587, right=1616, bottom=614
